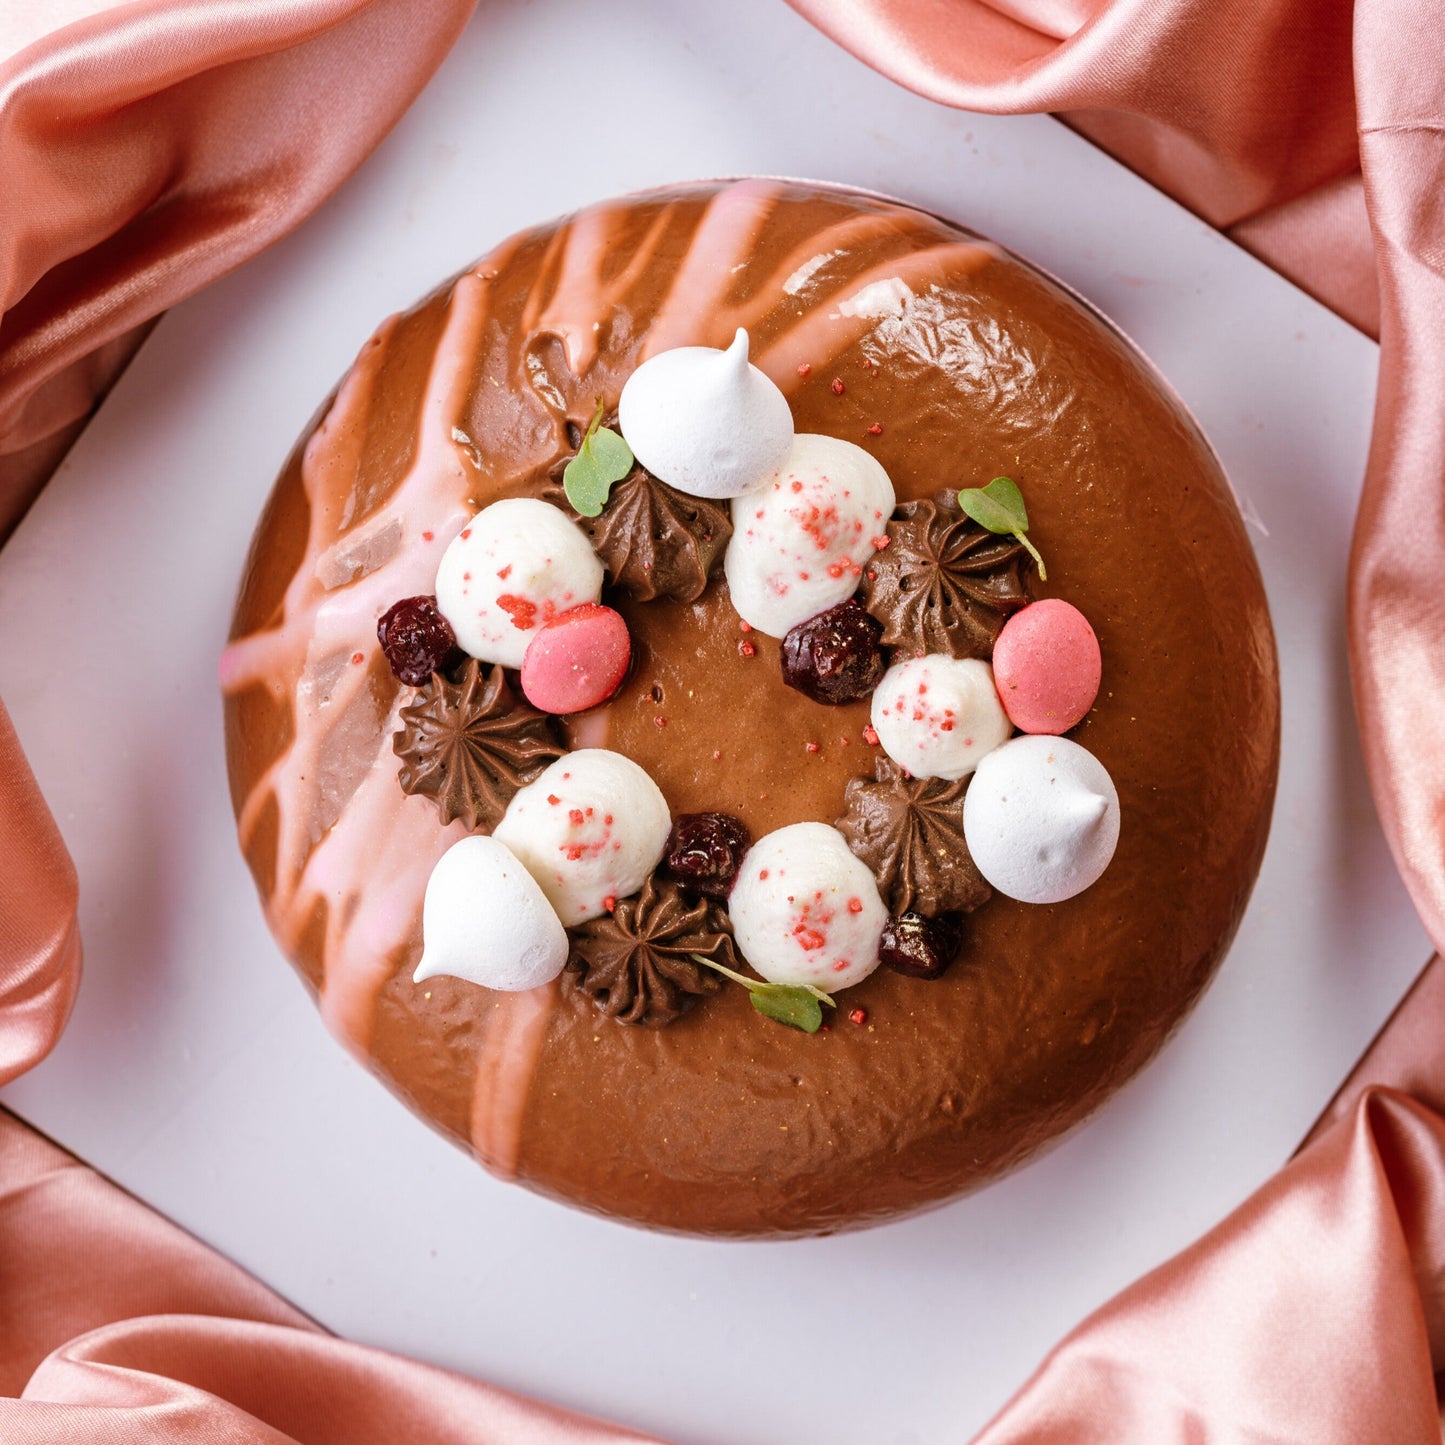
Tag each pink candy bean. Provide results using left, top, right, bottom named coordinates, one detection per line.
left=520, top=604, right=631, bottom=715
left=992, top=599, right=1101, bottom=735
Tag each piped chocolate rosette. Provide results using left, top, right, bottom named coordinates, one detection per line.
left=386, top=327, right=1120, bottom=1032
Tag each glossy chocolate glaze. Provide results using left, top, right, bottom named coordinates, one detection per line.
left=223, top=180, right=1279, bottom=1236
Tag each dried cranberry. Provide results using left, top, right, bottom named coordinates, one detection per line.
left=377, top=595, right=459, bottom=685
left=663, top=812, right=751, bottom=899
left=780, top=598, right=886, bottom=705
left=879, top=911, right=962, bottom=980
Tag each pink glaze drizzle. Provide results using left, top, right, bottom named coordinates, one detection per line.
left=221, top=259, right=557, bottom=1173
left=755, top=242, right=994, bottom=383
left=644, top=179, right=783, bottom=356
left=470, top=984, right=558, bottom=1177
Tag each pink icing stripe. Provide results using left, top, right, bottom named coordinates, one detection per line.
left=643, top=179, right=786, bottom=355
left=529, top=205, right=616, bottom=378
left=728, top=210, right=935, bottom=330
left=223, top=257, right=562, bottom=1170
left=755, top=241, right=994, bottom=386
left=469, top=980, right=559, bottom=1177
left=531, top=201, right=682, bottom=378
left=518, top=223, right=571, bottom=337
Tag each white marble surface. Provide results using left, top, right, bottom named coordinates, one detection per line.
left=0, top=1, right=1425, bottom=1442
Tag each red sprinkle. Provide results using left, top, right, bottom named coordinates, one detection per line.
left=804, top=740, right=821, bottom=754
left=568, top=808, right=585, bottom=826
left=862, top=725, right=880, bottom=746
left=849, top=1008, right=868, bottom=1026
left=739, top=640, right=756, bottom=657
left=871, top=535, right=891, bottom=550
left=830, top=377, right=846, bottom=396
left=654, top=715, right=667, bottom=728
left=867, top=423, right=883, bottom=436
left=738, top=619, right=753, bottom=633
left=350, top=652, right=364, bottom=665
left=496, top=593, right=537, bottom=630
left=602, top=895, right=617, bottom=912
left=797, top=362, right=812, bottom=377
left=793, top=925, right=826, bottom=951
left=421, top=530, right=434, bottom=542
left=547, top=794, right=561, bottom=806
left=847, top=897, right=863, bottom=914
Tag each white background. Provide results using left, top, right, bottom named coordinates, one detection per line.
left=0, top=2, right=1428, bottom=1442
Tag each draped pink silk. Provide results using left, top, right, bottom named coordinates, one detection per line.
left=5, top=0, right=1445, bottom=1440
left=0, top=0, right=476, bottom=538
left=0, top=1110, right=661, bottom=1441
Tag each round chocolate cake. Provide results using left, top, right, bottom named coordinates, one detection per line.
left=222, top=179, right=1279, bottom=1236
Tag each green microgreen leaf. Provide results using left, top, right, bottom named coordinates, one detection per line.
left=956, top=476, right=1048, bottom=580
left=691, top=954, right=837, bottom=1035
left=563, top=398, right=634, bottom=518
left=750, top=986, right=824, bottom=1033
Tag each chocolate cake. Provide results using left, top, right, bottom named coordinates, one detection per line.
left=221, top=179, right=1279, bottom=1236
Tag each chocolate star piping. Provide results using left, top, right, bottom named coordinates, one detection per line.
left=859, top=491, right=1031, bottom=658
left=542, top=447, right=731, bottom=602
left=836, top=757, right=992, bottom=916
left=567, top=875, right=735, bottom=1027
left=393, top=660, right=565, bottom=831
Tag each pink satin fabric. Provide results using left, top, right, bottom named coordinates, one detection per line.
left=793, top=0, right=1378, bottom=336
left=0, top=1112, right=662, bottom=1442
left=0, top=706, right=78, bottom=1089
left=975, top=1088, right=1445, bottom=1443
left=4, top=0, right=1445, bottom=1440
left=0, top=0, right=475, bottom=539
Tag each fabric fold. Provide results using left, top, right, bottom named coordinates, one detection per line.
left=788, top=0, right=1378, bottom=331
left=14, top=1315, right=665, bottom=1443
left=0, top=0, right=476, bottom=536
left=975, top=1090, right=1445, bottom=1443
left=786, top=0, right=1360, bottom=227
left=0, top=1113, right=662, bottom=1442
left=0, top=704, right=78, bottom=1088
left=1349, top=0, right=1445, bottom=962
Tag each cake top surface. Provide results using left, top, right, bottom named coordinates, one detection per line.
left=223, top=178, right=1278, bottom=1235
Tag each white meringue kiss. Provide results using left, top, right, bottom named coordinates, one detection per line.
left=725, top=433, right=896, bottom=637
left=493, top=750, right=671, bottom=926
left=415, top=835, right=568, bottom=992
left=728, top=822, right=887, bottom=992
left=618, top=328, right=793, bottom=500
left=870, top=655, right=1012, bottom=781
left=435, top=498, right=602, bottom=668
left=962, top=734, right=1120, bottom=904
